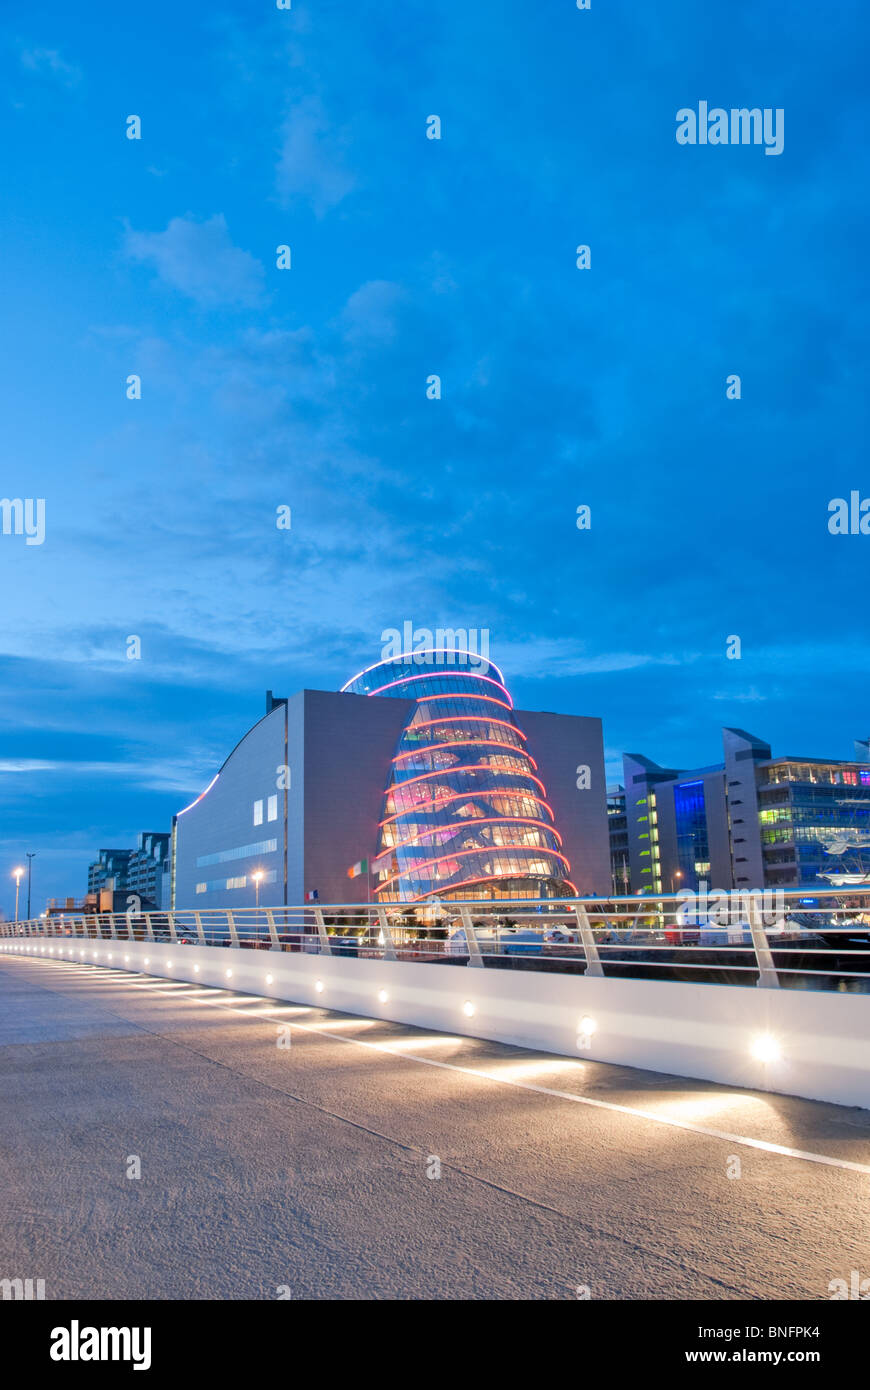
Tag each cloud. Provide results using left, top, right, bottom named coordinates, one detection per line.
left=340, top=280, right=404, bottom=345
left=275, top=96, right=356, bottom=214
left=19, top=46, right=82, bottom=88
left=124, top=214, right=265, bottom=308
left=711, top=687, right=769, bottom=704
left=494, top=638, right=685, bottom=678
left=0, top=757, right=203, bottom=794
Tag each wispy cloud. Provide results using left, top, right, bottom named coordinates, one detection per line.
left=19, top=45, right=82, bottom=88
left=124, top=214, right=265, bottom=308
left=0, top=757, right=203, bottom=795
left=275, top=96, right=356, bottom=215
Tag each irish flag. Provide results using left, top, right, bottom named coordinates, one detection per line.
left=347, top=859, right=368, bottom=879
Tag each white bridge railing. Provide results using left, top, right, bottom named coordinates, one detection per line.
left=3, top=888, right=870, bottom=992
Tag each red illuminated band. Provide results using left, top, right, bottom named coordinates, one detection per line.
left=393, top=739, right=537, bottom=769
left=402, top=874, right=579, bottom=903
left=386, top=762, right=548, bottom=799
left=379, top=788, right=556, bottom=830
left=364, top=670, right=512, bottom=706
left=400, top=714, right=527, bottom=741
left=341, top=649, right=506, bottom=692
left=374, top=843, right=573, bottom=894
left=412, top=691, right=514, bottom=714
left=378, top=816, right=564, bottom=856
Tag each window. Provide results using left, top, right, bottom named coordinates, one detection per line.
left=267, top=794, right=278, bottom=822
left=673, top=780, right=709, bottom=891
left=253, top=799, right=263, bottom=825
left=195, top=882, right=206, bottom=895
left=196, top=838, right=277, bottom=868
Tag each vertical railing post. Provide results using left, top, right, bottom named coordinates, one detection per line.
left=745, top=892, right=780, bottom=989
left=265, top=908, right=279, bottom=949
left=143, top=913, right=155, bottom=943
left=109, top=914, right=118, bottom=940
left=376, top=906, right=397, bottom=962
left=167, top=912, right=178, bottom=944
left=575, top=905, right=604, bottom=977
left=194, top=911, right=206, bottom=945
left=227, top=910, right=240, bottom=949
left=313, top=908, right=332, bottom=956
left=459, top=907, right=485, bottom=968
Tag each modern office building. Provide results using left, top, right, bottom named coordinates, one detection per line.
left=171, top=656, right=612, bottom=909
left=607, top=785, right=630, bottom=895
left=86, top=832, right=170, bottom=908
left=621, top=729, right=870, bottom=894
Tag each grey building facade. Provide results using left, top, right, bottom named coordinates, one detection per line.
left=172, top=687, right=612, bottom=909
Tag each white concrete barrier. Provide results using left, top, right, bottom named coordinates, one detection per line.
left=6, top=938, right=869, bottom=1109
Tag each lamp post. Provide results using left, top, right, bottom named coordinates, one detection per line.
left=13, top=868, right=24, bottom=923
left=26, top=852, right=35, bottom=920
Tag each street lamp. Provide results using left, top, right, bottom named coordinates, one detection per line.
left=25, top=852, right=35, bottom=920
left=12, top=868, right=24, bottom=923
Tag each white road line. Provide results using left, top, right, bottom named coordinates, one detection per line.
left=11, top=955, right=870, bottom=1176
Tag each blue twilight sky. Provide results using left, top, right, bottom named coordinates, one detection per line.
left=1, top=0, right=868, bottom=915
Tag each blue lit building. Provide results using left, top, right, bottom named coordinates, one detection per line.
left=621, top=730, right=870, bottom=894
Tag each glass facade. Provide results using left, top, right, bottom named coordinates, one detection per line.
left=341, top=652, right=576, bottom=902
left=673, top=780, right=710, bottom=890
left=607, top=786, right=630, bottom=894
left=757, top=760, right=870, bottom=886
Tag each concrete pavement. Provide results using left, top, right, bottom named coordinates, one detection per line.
left=1, top=954, right=869, bottom=1300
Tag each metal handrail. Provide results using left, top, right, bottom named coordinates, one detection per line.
left=3, top=887, right=869, bottom=992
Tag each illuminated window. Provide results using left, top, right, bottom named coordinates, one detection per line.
left=267, top=794, right=278, bottom=821
left=342, top=654, right=574, bottom=903
left=253, top=799, right=263, bottom=826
